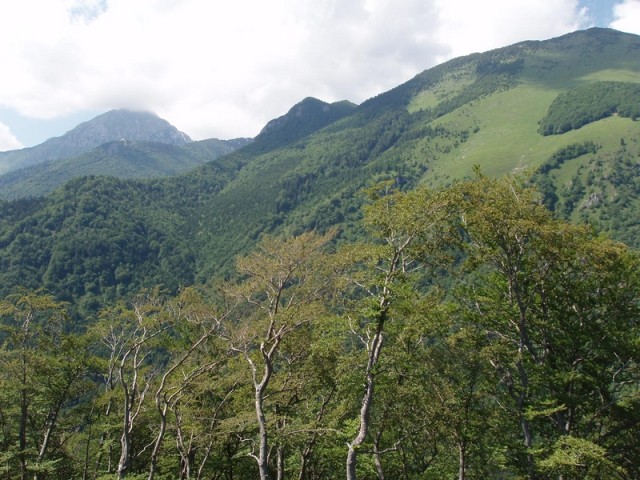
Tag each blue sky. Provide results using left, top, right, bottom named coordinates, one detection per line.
left=0, top=0, right=638, bottom=151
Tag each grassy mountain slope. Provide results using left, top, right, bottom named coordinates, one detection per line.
left=194, top=28, right=640, bottom=273
left=0, top=137, right=251, bottom=200
left=1, top=27, right=639, bottom=310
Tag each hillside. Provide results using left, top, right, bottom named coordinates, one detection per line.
left=0, top=27, right=639, bottom=310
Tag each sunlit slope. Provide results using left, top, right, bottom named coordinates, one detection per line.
left=193, top=28, right=640, bottom=275
left=426, top=83, right=640, bottom=181
left=399, top=28, right=640, bottom=182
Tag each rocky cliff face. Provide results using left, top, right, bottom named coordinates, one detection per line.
left=0, top=109, right=192, bottom=174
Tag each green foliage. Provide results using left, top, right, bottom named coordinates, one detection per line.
left=249, top=97, right=357, bottom=153
left=448, top=173, right=640, bottom=479
left=0, top=291, right=95, bottom=479
left=539, top=81, right=640, bottom=135
left=1, top=174, right=640, bottom=479
left=538, top=436, right=625, bottom=479
left=537, top=141, right=599, bottom=174
left=0, top=33, right=640, bottom=479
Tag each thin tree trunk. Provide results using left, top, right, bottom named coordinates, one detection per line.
left=33, top=403, right=63, bottom=480
left=373, top=427, right=385, bottom=480
left=276, top=445, right=284, bottom=480
left=346, top=241, right=403, bottom=480
left=256, top=379, right=272, bottom=480
left=117, top=344, right=140, bottom=479
left=346, top=320, right=385, bottom=480
left=147, top=404, right=168, bottom=480
left=250, top=324, right=280, bottom=480
left=117, top=391, right=132, bottom=480
left=458, top=440, right=466, bottom=480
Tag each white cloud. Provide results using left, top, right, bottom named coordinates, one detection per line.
left=433, top=0, right=589, bottom=61
left=610, top=0, right=640, bottom=34
left=0, top=0, right=594, bottom=143
left=0, top=123, right=23, bottom=152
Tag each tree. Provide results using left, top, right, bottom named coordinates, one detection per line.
left=339, top=183, right=457, bottom=480
left=223, top=230, right=337, bottom=480
left=91, top=291, right=174, bottom=479
left=146, top=287, right=229, bottom=480
left=451, top=172, right=640, bottom=478
left=0, top=291, right=93, bottom=480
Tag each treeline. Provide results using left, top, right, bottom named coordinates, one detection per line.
left=539, top=81, right=640, bottom=135
left=1, top=175, right=638, bottom=480
left=0, top=104, right=436, bottom=309
left=533, top=136, right=640, bottom=245
left=537, top=141, right=599, bottom=174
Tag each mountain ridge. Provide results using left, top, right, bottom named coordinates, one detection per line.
left=0, top=136, right=252, bottom=200
left=0, top=97, right=357, bottom=198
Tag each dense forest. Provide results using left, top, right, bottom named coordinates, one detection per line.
left=1, top=174, right=638, bottom=480
left=538, top=81, right=640, bottom=135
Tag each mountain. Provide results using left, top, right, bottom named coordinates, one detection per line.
left=0, top=109, right=193, bottom=175
left=254, top=97, right=358, bottom=150
left=1, top=27, right=639, bottom=311
left=0, top=137, right=252, bottom=200
left=0, top=98, right=356, bottom=199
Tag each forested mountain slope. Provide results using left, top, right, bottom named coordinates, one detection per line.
left=2, top=175, right=638, bottom=479
left=0, top=27, right=639, bottom=311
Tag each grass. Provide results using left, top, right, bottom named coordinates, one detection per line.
left=417, top=80, right=640, bottom=185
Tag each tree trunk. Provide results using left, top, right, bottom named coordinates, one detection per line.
left=117, top=406, right=131, bottom=480
left=276, top=445, right=284, bottom=480
left=34, top=404, right=62, bottom=480
left=346, top=322, right=384, bottom=480
left=148, top=404, right=168, bottom=480
left=117, top=356, right=136, bottom=479
left=256, top=381, right=272, bottom=480
left=458, top=440, right=466, bottom=480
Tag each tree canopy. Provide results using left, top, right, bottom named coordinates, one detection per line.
left=1, top=175, right=638, bottom=479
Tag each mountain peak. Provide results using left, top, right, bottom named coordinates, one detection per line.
left=255, top=98, right=357, bottom=148
left=66, top=109, right=192, bottom=145
left=0, top=109, right=192, bottom=175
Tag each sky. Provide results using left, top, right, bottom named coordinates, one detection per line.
left=1, top=0, right=639, bottom=151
